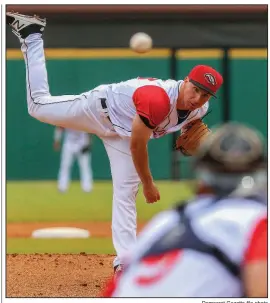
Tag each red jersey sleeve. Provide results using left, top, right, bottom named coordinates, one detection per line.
left=133, top=85, right=170, bottom=128
left=243, top=216, right=267, bottom=264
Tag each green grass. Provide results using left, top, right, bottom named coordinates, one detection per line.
left=7, top=238, right=115, bottom=254
left=7, top=181, right=194, bottom=223
left=7, top=180, right=195, bottom=254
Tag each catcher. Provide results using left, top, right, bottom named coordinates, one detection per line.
left=104, top=123, right=267, bottom=297
left=7, top=11, right=223, bottom=278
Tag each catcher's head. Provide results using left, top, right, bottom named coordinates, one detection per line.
left=194, top=122, right=267, bottom=196
left=179, top=65, right=223, bottom=110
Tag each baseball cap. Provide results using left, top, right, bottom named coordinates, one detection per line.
left=188, top=65, right=223, bottom=98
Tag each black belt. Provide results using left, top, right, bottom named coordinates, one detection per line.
left=100, top=98, right=112, bottom=123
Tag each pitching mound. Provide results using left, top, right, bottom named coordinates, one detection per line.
left=7, top=253, right=115, bottom=297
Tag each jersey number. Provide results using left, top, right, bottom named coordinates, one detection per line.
left=135, top=249, right=182, bottom=286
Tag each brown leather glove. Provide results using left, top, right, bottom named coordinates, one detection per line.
left=175, top=119, right=211, bottom=156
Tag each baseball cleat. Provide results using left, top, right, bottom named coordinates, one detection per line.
left=6, top=11, right=46, bottom=41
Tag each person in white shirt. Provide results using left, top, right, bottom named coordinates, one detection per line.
left=54, top=127, right=93, bottom=193
left=7, top=12, right=224, bottom=275
left=104, top=122, right=267, bottom=298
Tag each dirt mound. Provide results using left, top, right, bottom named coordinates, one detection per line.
left=7, top=253, right=115, bottom=297
left=6, top=222, right=148, bottom=297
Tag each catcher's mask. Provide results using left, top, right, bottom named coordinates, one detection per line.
left=193, top=122, right=267, bottom=196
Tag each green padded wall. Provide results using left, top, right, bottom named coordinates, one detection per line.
left=6, top=53, right=267, bottom=180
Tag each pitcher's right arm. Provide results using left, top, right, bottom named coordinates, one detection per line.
left=131, top=85, right=170, bottom=203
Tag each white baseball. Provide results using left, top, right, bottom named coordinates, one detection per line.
left=129, top=32, right=153, bottom=53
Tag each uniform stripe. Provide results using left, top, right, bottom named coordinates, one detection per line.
left=7, top=48, right=267, bottom=59
left=24, top=40, right=86, bottom=106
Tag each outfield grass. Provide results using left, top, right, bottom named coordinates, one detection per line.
left=7, top=238, right=115, bottom=254
left=7, top=181, right=195, bottom=223
left=7, top=180, right=195, bottom=254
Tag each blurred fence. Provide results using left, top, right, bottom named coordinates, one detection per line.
left=6, top=5, right=267, bottom=181
left=6, top=47, right=267, bottom=180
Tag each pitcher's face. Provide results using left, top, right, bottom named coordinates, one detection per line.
left=182, top=78, right=211, bottom=110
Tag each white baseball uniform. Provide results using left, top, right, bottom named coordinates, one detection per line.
left=107, top=194, right=267, bottom=297
left=20, top=33, right=209, bottom=268
left=54, top=127, right=93, bottom=192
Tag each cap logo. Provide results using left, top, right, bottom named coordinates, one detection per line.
left=204, top=73, right=216, bottom=86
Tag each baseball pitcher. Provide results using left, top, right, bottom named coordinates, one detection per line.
left=7, top=12, right=223, bottom=275
left=54, top=127, right=93, bottom=193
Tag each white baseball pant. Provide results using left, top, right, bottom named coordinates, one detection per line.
left=58, top=142, right=93, bottom=192
left=21, top=33, right=140, bottom=267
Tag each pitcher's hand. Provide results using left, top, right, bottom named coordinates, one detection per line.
left=143, top=182, right=160, bottom=204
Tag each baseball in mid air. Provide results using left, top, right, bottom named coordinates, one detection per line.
left=129, top=32, right=153, bottom=53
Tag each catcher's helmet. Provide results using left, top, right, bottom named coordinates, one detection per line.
left=194, top=122, right=267, bottom=195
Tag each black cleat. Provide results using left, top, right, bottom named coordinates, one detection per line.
left=6, top=11, right=46, bottom=41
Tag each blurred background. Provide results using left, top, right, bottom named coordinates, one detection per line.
left=6, top=5, right=267, bottom=254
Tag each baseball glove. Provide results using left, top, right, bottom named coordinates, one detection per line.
left=175, top=119, right=211, bottom=156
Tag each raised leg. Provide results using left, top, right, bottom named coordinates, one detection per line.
left=7, top=12, right=116, bottom=138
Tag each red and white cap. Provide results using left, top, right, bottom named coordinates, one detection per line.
left=188, top=65, right=223, bottom=98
